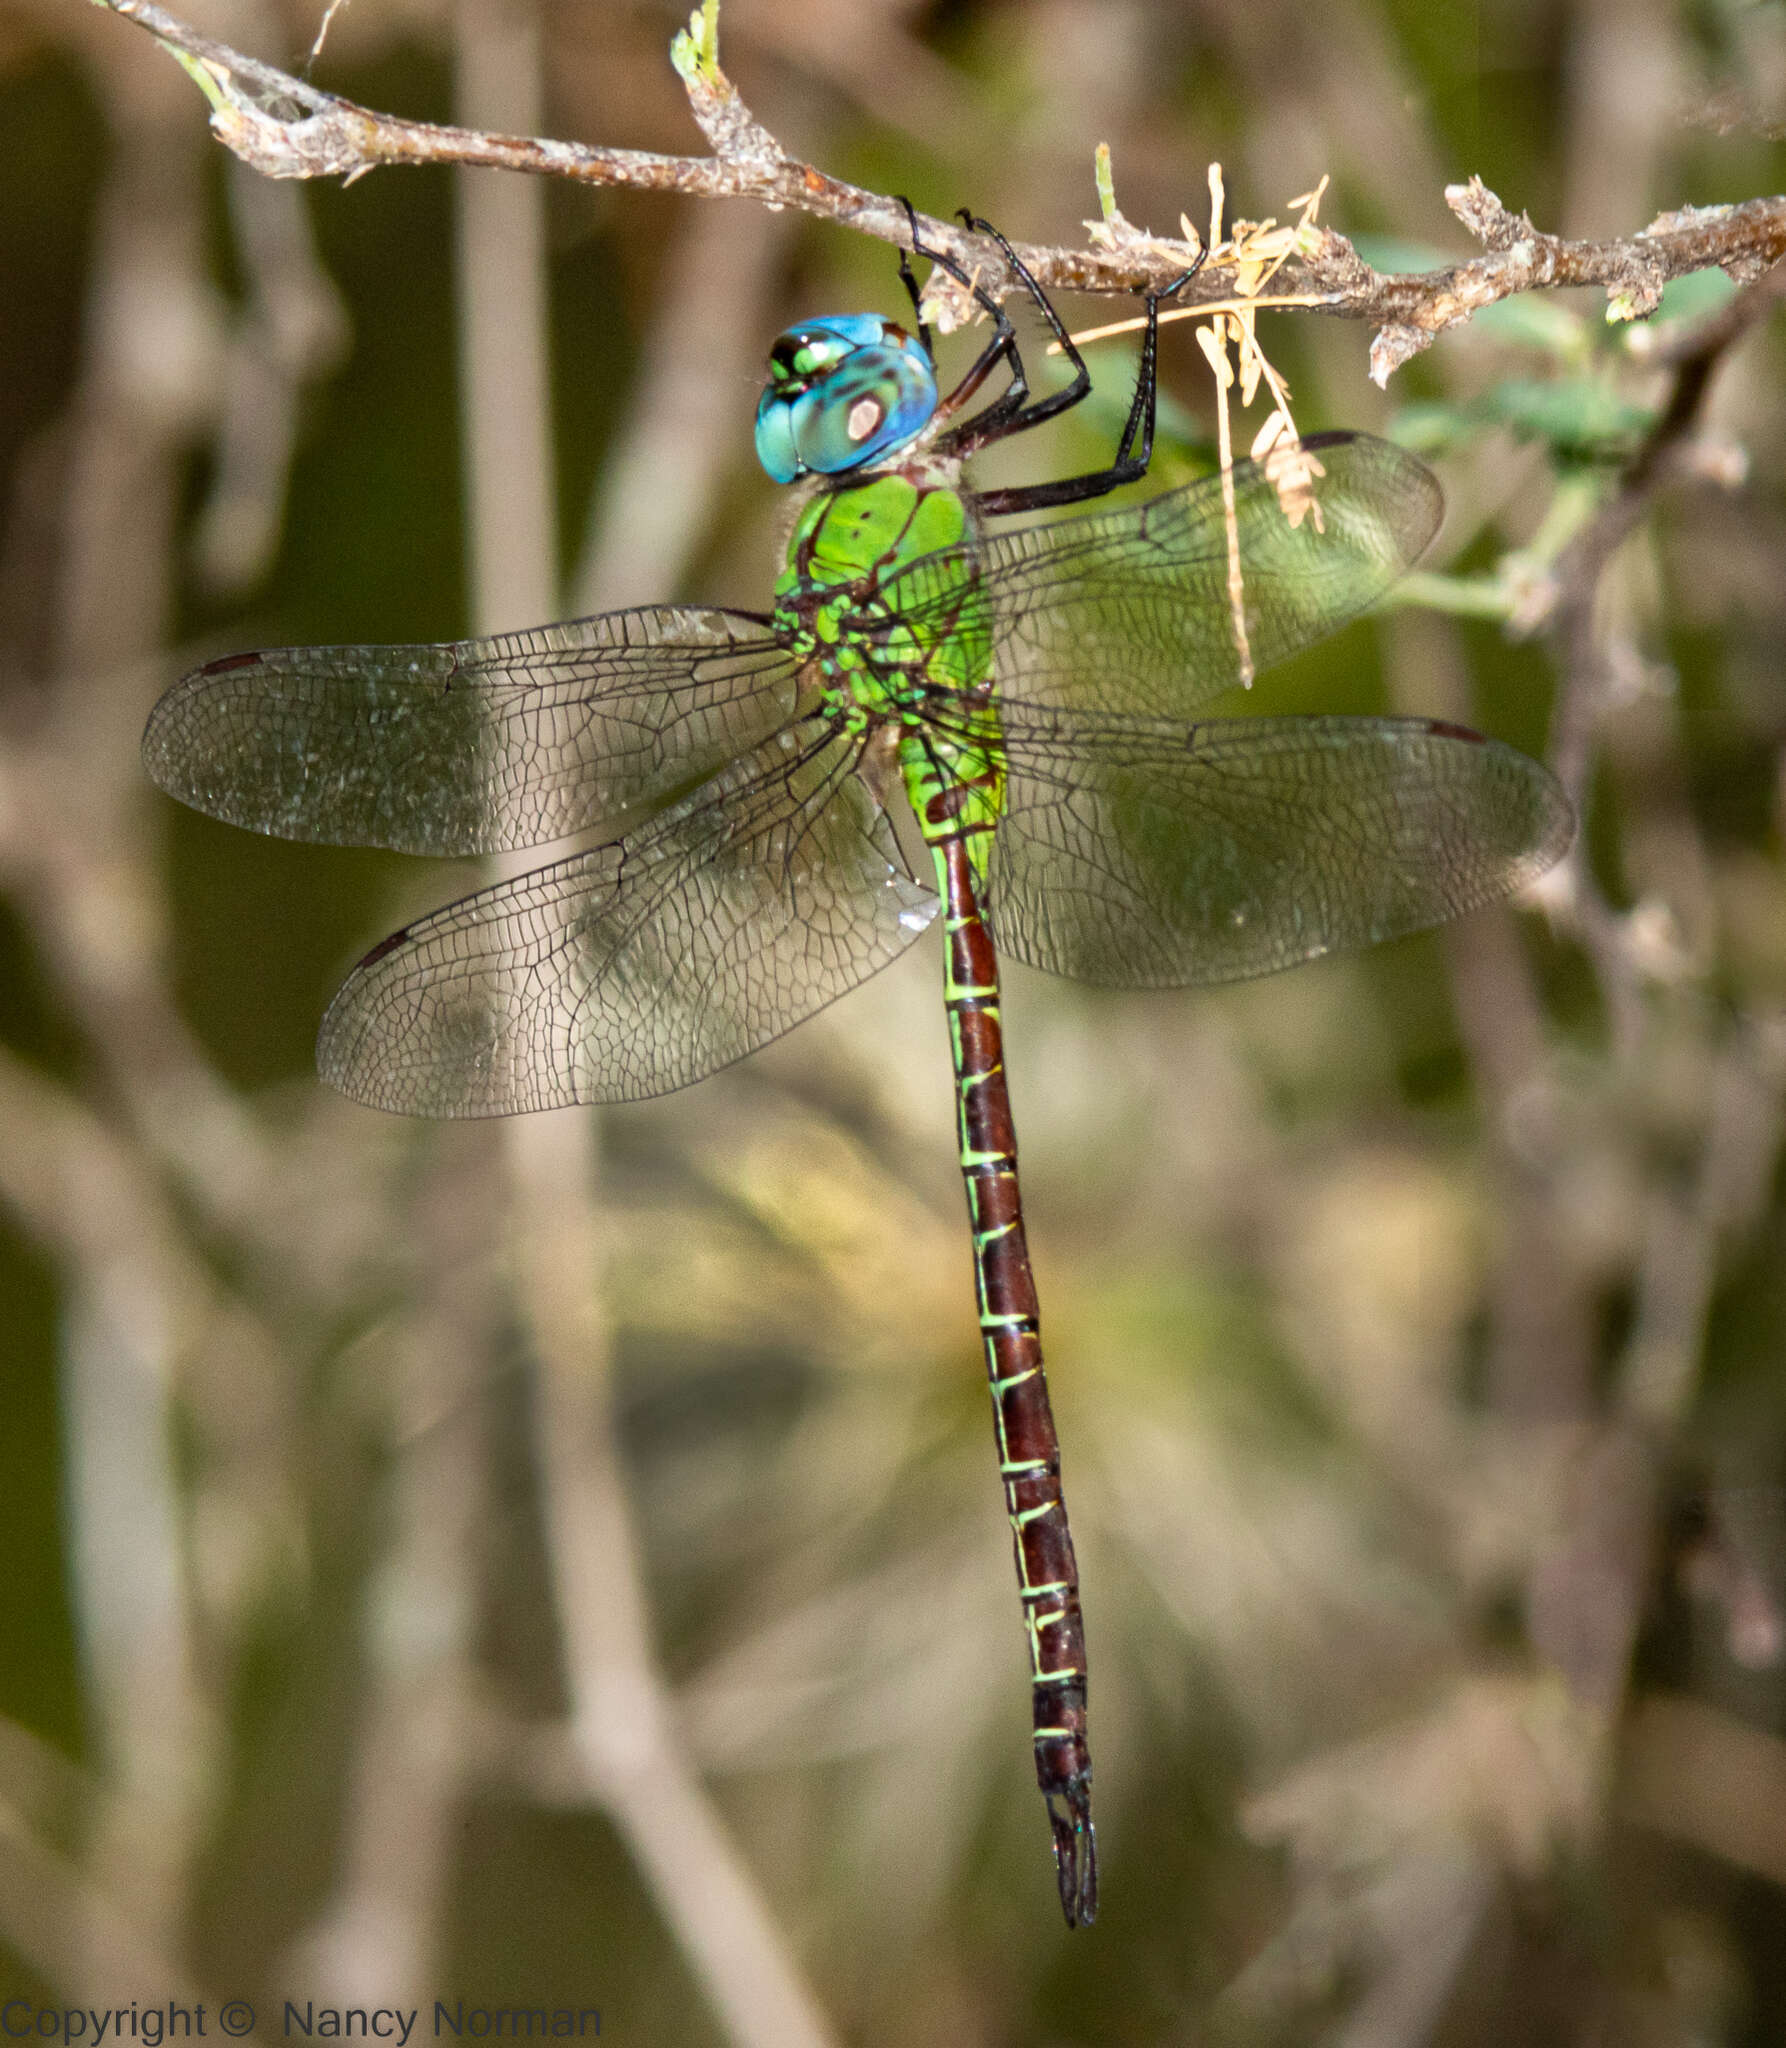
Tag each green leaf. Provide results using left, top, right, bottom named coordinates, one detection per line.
left=1477, top=377, right=1650, bottom=457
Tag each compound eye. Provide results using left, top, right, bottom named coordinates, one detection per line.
left=754, top=317, right=937, bottom=481
left=765, top=334, right=805, bottom=381
left=768, top=330, right=846, bottom=385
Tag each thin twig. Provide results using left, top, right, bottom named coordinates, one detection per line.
left=1537, top=252, right=1786, bottom=1048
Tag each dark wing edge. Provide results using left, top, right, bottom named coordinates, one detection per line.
left=143, top=604, right=796, bottom=856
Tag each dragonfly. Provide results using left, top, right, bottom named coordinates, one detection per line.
left=144, top=206, right=1573, bottom=1927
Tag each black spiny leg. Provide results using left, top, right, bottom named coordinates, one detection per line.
left=897, top=198, right=1025, bottom=426
left=894, top=217, right=936, bottom=367
left=897, top=201, right=1207, bottom=519
left=944, top=214, right=1206, bottom=490
left=930, top=211, right=1049, bottom=446
left=937, top=212, right=1099, bottom=458
left=969, top=234, right=1208, bottom=517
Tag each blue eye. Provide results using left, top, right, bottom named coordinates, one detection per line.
left=754, top=316, right=938, bottom=483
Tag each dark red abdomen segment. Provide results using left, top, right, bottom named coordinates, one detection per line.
left=933, top=823, right=1096, bottom=1926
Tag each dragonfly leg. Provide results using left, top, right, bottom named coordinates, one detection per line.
left=897, top=197, right=1024, bottom=429
left=969, top=245, right=1208, bottom=518
left=893, top=209, right=936, bottom=367
left=936, top=213, right=1094, bottom=457
left=914, top=211, right=1076, bottom=451
left=927, top=211, right=1054, bottom=446
left=900, top=202, right=1204, bottom=497
left=936, top=209, right=1191, bottom=458
left=946, top=224, right=1208, bottom=482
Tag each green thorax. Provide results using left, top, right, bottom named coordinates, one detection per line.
left=772, top=468, right=1003, bottom=858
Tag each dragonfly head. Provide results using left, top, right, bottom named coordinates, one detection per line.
left=754, top=315, right=938, bottom=484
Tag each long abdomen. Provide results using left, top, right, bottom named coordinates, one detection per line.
left=930, top=814, right=1097, bottom=1927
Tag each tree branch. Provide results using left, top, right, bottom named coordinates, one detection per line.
left=91, top=0, right=1786, bottom=377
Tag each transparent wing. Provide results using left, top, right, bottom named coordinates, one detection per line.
left=144, top=606, right=799, bottom=855
left=868, top=433, right=1442, bottom=721
left=317, top=722, right=939, bottom=1114
left=979, top=710, right=1572, bottom=987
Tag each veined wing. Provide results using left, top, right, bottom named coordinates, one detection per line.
left=317, top=720, right=939, bottom=1114
left=976, top=709, right=1571, bottom=987
left=867, top=433, right=1440, bottom=722
left=144, top=606, right=799, bottom=855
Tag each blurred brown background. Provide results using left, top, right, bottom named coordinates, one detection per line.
left=3, top=0, right=1786, bottom=2041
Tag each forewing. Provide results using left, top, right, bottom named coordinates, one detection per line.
left=144, top=606, right=799, bottom=854
left=870, top=434, right=1441, bottom=722
left=983, top=712, right=1573, bottom=987
left=317, top=723, right=939, bottom=1113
